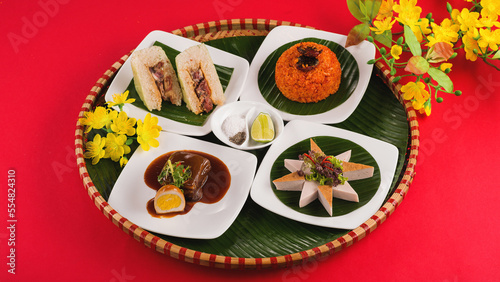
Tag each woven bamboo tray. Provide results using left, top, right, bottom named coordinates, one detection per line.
left=75, top=19, right=418, bottom=269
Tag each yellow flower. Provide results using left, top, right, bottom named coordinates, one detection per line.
left=106, top=90, right=136, bottom=108
left=370, top=17, right=396, bottom=34
left=451, top=9, right=460, bottom=25
left=393, top=0, right=422, bottom=26
left=391, top=45, right=403, bottom=59
left=410, top=18, right=432, bottom=42
left=104, top=133, right=131, bottom=163
left=479, top=9, right=500, bottom=28
left=481, top=0, right=500, bottom=17
left=462, top=31, right=482, bottom=61
left=136, top=113, right=162, bottom=151
left=83, top=134, right=106, bottom=165
left=79, top=106, right=113, bottom=133
left=110, top=111, right=136, bottom=136
left=457, top=8, right=482, bottom=34
left=439, top=63, right=452, bottom=72
left=376, top=0, right=395, bottom=20
left=427, top=18, right=460, bottom=47
left=477, top=28, right=500, bottom=51
left=417, top=98, right=431, bottom=116
left=120, top=156, right=129, bottom=167
left=401, top=81, right=430, bottom=105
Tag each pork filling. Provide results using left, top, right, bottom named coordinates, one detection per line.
left=190, top=68, right=213, bottom=113
left=149, top=62, right=173, bottom=97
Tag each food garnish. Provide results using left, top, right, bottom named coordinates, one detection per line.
left=158, top=160, right=192, bottom=189
left=250, top=112, right=275, bottom=143
left=298, top=151, right=348, bottom=186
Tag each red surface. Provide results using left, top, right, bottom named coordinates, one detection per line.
left=1, top=0, right=499, bottom=281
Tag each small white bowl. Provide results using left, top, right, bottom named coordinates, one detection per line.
left=211, top=101, right=284, bottom=150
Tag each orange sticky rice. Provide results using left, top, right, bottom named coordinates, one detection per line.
left=275, top=42, right=341, bottom=103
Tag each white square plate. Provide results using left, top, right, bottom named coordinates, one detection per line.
left=250, top=120, right=398, bottom=229
left=240, top=25, right=375, bottom=124
left=108, top=131, right=257, bottom=239
left=105, top=30, right=249, bottom=136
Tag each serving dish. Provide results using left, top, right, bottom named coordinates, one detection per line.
left=105, top=30, right=250, bottom=136
left=75, top=19, right=418, bottom=269
left=210, top=101, right=284, bottom=150
left=241, top=25, right=375, bottom=123
left=108, top=131, right=257, bottom=239
left=251, top=120, right=398, bottom=229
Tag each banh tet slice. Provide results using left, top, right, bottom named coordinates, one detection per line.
left=299, top=181, right=319, bottom=208
left=332, top=181, right=359, bottom=202
left=272, top=171, right=305, bottom=191
left=335, top=150, right=351, bottom=162
left=317, top=185, right=333, bottom=216
left=309, top=139, right=324, bottom=155
left=284, top=159, right=303, bottom=173
left=342, top=161, right=374, bottom=181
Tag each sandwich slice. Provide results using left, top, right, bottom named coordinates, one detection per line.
left=176, top=44, right=225, bottom=114
left=130, top=46, right=182, bottom=111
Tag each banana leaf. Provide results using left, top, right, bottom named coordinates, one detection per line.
left=125, top=41, right=234, bottom=126
left=86, top=35, right=409, bottom=258
left=258, top=37, right=359, bottom=115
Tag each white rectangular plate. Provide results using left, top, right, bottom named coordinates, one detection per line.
left=108, top=131, right=257, bottom=239
left=105, top=30, right=249, bottom=136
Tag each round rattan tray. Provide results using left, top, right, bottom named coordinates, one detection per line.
left=74, top=19, right=418, bottom=269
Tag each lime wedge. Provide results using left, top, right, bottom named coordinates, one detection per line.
left=251, top=112, right=275, bottom=142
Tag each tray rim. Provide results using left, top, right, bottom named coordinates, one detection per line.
left=74, top=18, right=418, bottom=269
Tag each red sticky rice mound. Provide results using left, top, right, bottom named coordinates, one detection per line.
left=275, top=42, right=342, bottom=103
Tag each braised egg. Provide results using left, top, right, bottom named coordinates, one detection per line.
left=154, top=185, right=186, bottom=214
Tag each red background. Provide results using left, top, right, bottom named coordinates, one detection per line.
left=1, top=0, right=499, bottom=281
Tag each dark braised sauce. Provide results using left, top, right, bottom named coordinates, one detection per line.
left=144, top=150, right=231, bottom=218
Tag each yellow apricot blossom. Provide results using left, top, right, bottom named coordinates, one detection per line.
left=106, top=90, right=136, bottom=108
left=480, top=0, right=500, bottom=17
left=110, top=111, right=136, bottom=136
left=401, top=81, right=430, bottom=107
left=370, top=17, right=396, bottom=34
left=477, top=28, right=500, bottom=51
left=376, top=0, right=395, bottom=20
left=393, top=0, right=422, bottom=26
left=83, top=134, right=106, bottom=165
left=391, top=45, right=403, bottom=59
left=79, top=106, right=114, bottom=133
left=136, top=113, right=162, bottom=151
left=457, top=8, right=482, bottom=34
left=426, top=18, right=460, bottom=47
left=104, top=133, right=131, bottom=163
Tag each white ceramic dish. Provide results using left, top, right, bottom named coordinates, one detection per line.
left=108, top=131, right=258, bottom=239
left=210, top=101, right=284, bottom=150
left=240, top=25, right=375, bottom=124
left=105, top=30, right=250, bottom=136
left=250, top=120, right=398, bottom=229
